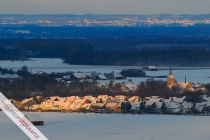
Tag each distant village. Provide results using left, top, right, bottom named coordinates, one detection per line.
left=3, top=65, right=210, bottom=116
left=9, top=94, right=210, bottom=115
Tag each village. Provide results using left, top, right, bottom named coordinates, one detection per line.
left=1, top=65, right=210, bottom=116
left=11, top=94, right=210, bottom=115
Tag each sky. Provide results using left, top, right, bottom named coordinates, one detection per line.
left=1, top=0, right=210, bottom=15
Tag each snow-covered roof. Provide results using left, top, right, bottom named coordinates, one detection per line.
left=145, top=97, right=151, bottom=100
left=114, top=74, right=123, bottom=78
left=196, top=102, right=210, bottom=112
left=173, top=109, right=181, bottom=113
left=182, top=101, right=193, bottom=109
left=200, top=95, right=210, bottom=102
left=98, top=95, right=108, bottom=99
left=72, top=73, right=88, bottom=79
left=106, top=103, right=118, bottom=107
left=66, top=81, right=72, bottom=84
left=155, top=102, right=163, bottom=109
left=122, top=82, right=137, bottom=91
left=167, top=102, right=181, bottom=109
left=55, top=78, right=63, bottom=82
left=115, top=95, right=126, bottom=99
left=128, top=96, right=140, bottom=102
left=151, top=96, right=160, bottom=99
left=147, top=66, right=157, bottom=69
left=146, top=101, right=156, bottom=106
left=22, top=98, right=34, bottom=104
left=63, top=75, right=71, bottom=79
left=92, top=103, right=105, bottom=108
left=171, top=96, right=185, bottom=103
left=177, top=82, right=194, bottom=91
left=149, top=98, right=162, bottom=102
left=97, top=74, right=108, bottom=80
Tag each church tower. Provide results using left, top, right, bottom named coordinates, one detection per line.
left=167, top=64, right=174, bottom=88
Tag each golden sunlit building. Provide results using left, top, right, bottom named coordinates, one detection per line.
left=167, top=65, right=193, bottom=91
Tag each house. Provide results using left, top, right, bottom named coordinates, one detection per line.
left=146, top=99, right=162, bottom=113
left=22, top=98, right=36, bottom=110
left=55, top=78, right=65, bottom=83
left=162, top=99, right=172, bottom=106
left=84, top=95, right=97, bottom=104
left=145, top=66, right=157, bottom=71
left=114, top=95, right=127, bottom=103
left=92, top=103, right=106, bottom=113
left=92, top=103, right=105, bottom=109
left=122, top=82, right=137, bottom=92
left=166, top=102, right=182, bottom=114
left=148, top=97, right=163, bottom=102
left=106, top=103, right=121, bottom=111
left=32, top=71, right=47, bottom=76
left=97, top=95, right=109, bottom=103
left=40, top=101, right=53, bottom=110
left=195, top=102, right=210, bottom=112
left=107, top=96, right=114, bottom=103
left=128, top=96, right=140, bottom=103
left=96, top=74, right=108, bottom=80
left=28, top=104, right=40, bottom=111
left=79, top=79, right=93, bottom=83
left=131, top=102, right=140, bottom=111
left=182, top=101, right=193, bottom=114
left=70, top=73, right=90, bottom=80
left=62, top=75, right=71, bottom=81
left=200, top=95, right=210, bottom=102
left=170, top=96, right=185, bottom=103
left=39, top=96, right=69, bottom=111
left=81, top=103, right=92, bottom=111
left=114, top=74, right=123, bottom=79
left=69, top=99, right=83, bottom=111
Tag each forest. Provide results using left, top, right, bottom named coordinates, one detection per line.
left=0, top=38, right=210, bottom=66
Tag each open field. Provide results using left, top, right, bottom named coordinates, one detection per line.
left=1, top=58, right=210, bottom=84
left=0, top=112, right=210, bottom=140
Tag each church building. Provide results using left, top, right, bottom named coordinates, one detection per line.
left=167, top=65, right=193, bottom=91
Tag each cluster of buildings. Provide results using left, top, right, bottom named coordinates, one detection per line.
left=167, top=65, right=207, bottom=92
left=4, top=65, right=210, bottom=115
left=55, top=72, right=137, bottom=92
left=2, top=15, right=210, bottom=27
left=8, top=94, right=210, bottom=115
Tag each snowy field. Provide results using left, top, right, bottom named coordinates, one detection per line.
left=0, top=112, right=210, bottom=140
left=1, top=58, right=210, bottom=84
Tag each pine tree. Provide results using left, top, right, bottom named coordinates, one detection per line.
left=161, top=102, right=167, bottom=114
left=140, top=100, right=146, bottom=113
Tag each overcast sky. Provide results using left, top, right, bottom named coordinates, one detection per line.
left=1, top=0, right=210, bottom=14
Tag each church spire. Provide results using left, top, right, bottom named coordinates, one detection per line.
left=169, top=64, right=172, bottom=76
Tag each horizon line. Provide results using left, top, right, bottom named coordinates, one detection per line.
left=1, top=13, right=210, bottom=16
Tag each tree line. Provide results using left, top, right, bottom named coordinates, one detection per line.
left=1, top=39, right=210, bottom=66
left=63, top=47, right=210, bottom=66
left=1, top=72, right=209, bottom=102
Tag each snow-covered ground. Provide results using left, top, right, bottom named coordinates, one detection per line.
left=0, top=112, right=210, bottom=140
left=1, top=58, right=210, bottom=83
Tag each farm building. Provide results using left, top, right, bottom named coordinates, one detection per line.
left=145, top=66, right=157, bottom=71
